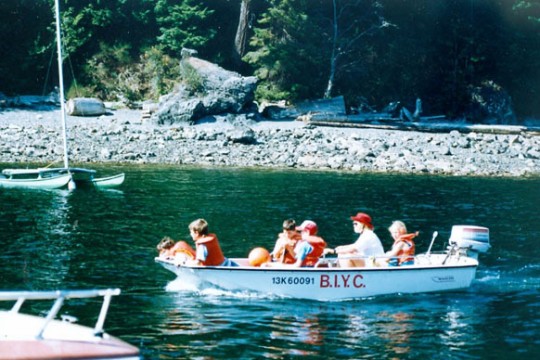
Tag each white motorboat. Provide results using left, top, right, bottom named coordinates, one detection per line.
left=0, top=288, right=139, bottom=360
left=0, top=0, right=124, bottom=190
left=156, top=225, right=491, bottom=301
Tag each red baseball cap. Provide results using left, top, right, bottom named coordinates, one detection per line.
left=296, top=220, right=318, bottom=235
left=351, top=212, right=373, bottom=229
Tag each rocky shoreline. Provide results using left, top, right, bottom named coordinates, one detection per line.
left=1, top=108, right=539, bottom=177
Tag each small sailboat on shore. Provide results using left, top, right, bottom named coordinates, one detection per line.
left=0, top=0, right=124, bottom=190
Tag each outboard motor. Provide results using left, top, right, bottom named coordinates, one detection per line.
left=449, top=225, right=491, bottom=259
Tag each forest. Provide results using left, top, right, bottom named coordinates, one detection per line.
left=1, top=0, right=539, bottom=121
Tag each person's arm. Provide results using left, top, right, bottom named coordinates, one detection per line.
left=270, top=239, right=283, bottom=259
left=186, top=244, right=207, bottom=266
left=385, top=242, right=404, bottom=257
left=335, top=243, right=357, bottom=254
left=291, top=241, right=313, bottom=268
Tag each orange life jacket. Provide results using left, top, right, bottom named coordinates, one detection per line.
left=170, top=241, right=196, bottom=259
left=301, top=235, right=327, bottom=267
left=195, top=233, right=225, bottom=266
left=394, top=232, right=417, bottom=265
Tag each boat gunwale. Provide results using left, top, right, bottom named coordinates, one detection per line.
left=155, top=256, right=479, bottom=273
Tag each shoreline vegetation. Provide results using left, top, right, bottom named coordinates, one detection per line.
left=1, top=107, right=539, bottom=178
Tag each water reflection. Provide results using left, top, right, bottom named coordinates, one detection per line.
left=377, top=311, right=413, bottom=356
left=1, top=188, right=76, bottom=287
left=1, top=166, right=538, bottom=359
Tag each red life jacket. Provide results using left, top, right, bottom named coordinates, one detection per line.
left=195, top=233, right=225, bottom=266
left=394, top=232, right=417, bottom=265
left=302, top=235, right=327, bottom=267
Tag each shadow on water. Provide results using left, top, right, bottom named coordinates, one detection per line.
left=1, top=164, right=538, bottom=358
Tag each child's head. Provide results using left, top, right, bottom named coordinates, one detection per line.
left=282, top=219, right=297, bottom=231
left=296, top=220, right=318, bottom=236
left=157, top=236, right=175, bottom=252
left=388, top=221, right=407, bottom=239
left=189, top=218, right=209, bottom=236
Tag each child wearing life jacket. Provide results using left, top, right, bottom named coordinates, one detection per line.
left=386, top=220, right=418, bottom=266
left=264, top=220, right=326, bottom=268
left=270, top=219, right=302, bottom=264
left=188, top=218, right=237, bottom=267
left=293, top=220, right=327, bottom=267
left=156, top=236, right=196, bottom=261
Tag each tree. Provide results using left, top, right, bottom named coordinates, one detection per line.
left=323, top=0, right=392, bottom=98
left=155, top=0, right=215, bottom=55
left=244, top=0, right=331, bottom=101
left=0, top=0, right=53, bottom=94
left=244, top=0, right=391, bottom=102
left=233, top=0, right=252, bottom=66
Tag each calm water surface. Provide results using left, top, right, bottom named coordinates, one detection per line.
left=1, top=164, right=538, bottom=359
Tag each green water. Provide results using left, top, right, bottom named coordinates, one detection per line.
left=1, top=165, right=538, bottom=359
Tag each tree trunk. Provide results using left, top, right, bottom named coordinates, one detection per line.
left=233, top=0, right=251, bottom=66
left=324, top=0, right=338, bottom=99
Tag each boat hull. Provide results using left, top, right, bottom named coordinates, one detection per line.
left=92, top=173, right=125, bottom=188
left=0, top=289, right=139, bottom=360
left=1, top=168, right=124, bottom=189
left=0, top=338, right=139, bottom=360
left=156, top=254, right=478, bottom=301
left=0, top=173, right=71, bottom=189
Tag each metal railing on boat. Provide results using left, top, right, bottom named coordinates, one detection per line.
left=0, top=288, right=121, bottom=338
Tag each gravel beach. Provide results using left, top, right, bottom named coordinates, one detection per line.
left=1, top=107, right=539, bottom=177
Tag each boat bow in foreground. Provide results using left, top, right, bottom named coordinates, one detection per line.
left=0, top=288, right=139, bottom=360
left=156, top=225, right=491, bottom=301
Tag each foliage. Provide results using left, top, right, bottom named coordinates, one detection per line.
left=155, top=0, right=216, bottom=55
left=81, top=43, right=179, bottom=102
left=1, top=0, right=540, bottom=120
left=513, top=0, right=540, bottom=22
left=179, top=61, right=205, bottom=96
left=243, top=0, right=328, bottom=101
left=0, top=1, right=52, bottom=94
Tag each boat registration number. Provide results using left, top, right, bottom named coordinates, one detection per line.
left=271, top=274, right=366, bottom=288
left=272, top=276, right=316, bottom=285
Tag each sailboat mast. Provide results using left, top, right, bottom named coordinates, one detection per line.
left=54, top=0, right=69, bottom=169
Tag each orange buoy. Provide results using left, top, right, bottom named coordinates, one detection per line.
left=248, top=247, right=271, bottom=267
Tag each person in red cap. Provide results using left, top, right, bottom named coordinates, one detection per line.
left=294, top=220, right=327, bottom=267
left=264, top=220, right=326, bottom=267
left=334, top=212, right=384, bottom=267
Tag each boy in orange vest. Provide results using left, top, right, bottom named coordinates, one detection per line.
left=187, top=219, right=237, bottom=266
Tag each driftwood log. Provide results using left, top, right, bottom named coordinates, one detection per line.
left=66, top=98, right=106, bottom=116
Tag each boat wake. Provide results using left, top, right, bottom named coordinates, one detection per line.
left=165, top=278, right=199, bottom=292
left=474, top=264, right=539, bottom=293
left=165, top=277, right=279, bottom=300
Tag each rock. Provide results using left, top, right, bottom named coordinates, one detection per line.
left=1, top=108, right=539, bottom=177
left=228, top=127, right=257, bottom=145
left=151, top=50, right=257, bottom=125
left=466, top=80, right=516, bottom=124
